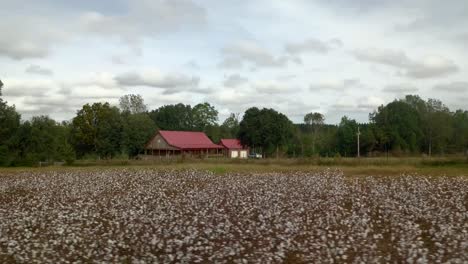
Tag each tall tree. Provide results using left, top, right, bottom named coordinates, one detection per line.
left=239, top=107, right=294, bottom=157
left=451, top=110, right=468, bottom=155
left=221, top=113, right=240, bottom=138
left=0, top=87, right=21, bottom=165
left=70, top=102, right=122, bottom=158
left=149, top=104, right=193, bottom=131
left=337, top=116, right=358, bottom=156
left=119, top=94, right=147, bottom=114
left=9, top=116, right=75, bottom=165
left=121, top=112, right=157, bottom=157
left=0, top=79, right=3, bottom=96
left=304, top=112, right=324, bottom=155
left=425, top=99, right=452, bottom=156
left=370, top=100, right=422, bottom=153
left=192, top=102, right=218, bottom=131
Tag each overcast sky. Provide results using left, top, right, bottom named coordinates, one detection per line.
left=1, top=0, right=468, bottom=124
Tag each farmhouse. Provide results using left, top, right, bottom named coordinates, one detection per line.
left=220, top=139, right=249, bottom=159
left=144, top=130, right=223, bottom=157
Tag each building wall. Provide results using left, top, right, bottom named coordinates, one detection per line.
left=146, top=134, right=178, bottom=150
left=228, top=149, right=248, bottom=159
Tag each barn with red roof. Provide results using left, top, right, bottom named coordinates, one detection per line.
left=220, top=139, right=249, bottom=159
left=145, top=130, right=223, bottom=157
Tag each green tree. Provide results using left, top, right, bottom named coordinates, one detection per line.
left=370, top=100, right=422, bottom=153
left=304, top=112, right=324, bottom=155
left=149, top=103, right=193, bottom=131
left=451, top=110, right=468, bottom=155
left=192, top=102, right=218, bottom=131
left=9, top=116, right=75, bottom=165
left=424, top=99, right=452, bottom=156
left=119, top=94, right=147, bottom=114
left=121, top=112, right=157, bottom=157
left=220, top=113, right=240, bottom=138
left=70, top=102, right=122, bottom=158
left=0, top=81, right=21, bottom=166
left=239, top=107, right=294, bottom=157
left=337, top=116, right=358, bottom=157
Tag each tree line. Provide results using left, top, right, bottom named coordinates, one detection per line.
left=1, top=80, right=467, bottom=166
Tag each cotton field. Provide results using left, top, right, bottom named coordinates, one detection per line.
left=0, top=169, right=467, bottom=263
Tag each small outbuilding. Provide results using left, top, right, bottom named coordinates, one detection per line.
left=220, top=139, right=249, bottom=159
left=145, top=130, right=223, bottom=158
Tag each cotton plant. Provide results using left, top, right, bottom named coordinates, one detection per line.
left=0, top=169, right=466, bottom=263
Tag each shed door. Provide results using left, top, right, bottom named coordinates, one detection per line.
left=240, top=150, right=248, bottom=158
left=231, top=150, right=239, bottom=158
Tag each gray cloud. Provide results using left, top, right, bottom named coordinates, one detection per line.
left=254, top=80, right=293, bottom=94
left=353, top=48, right=459, bottom=79
left=115, top=70, right=206, bottom=94
left=0, top=17, right=69, bottom=60
left=223, top=74, right=248, bottom=88
left=2, top=79, right=55, bottom=97
left=285, top=38, right=342, bottom=54
left=25, top=65, right=54, bottom=76
left=79, top=0, right=206, bottom=43
left=310, top=79, right=360, bottom=91
left=383, top=84, right=418, bottom=94
left=433, top=82, right=468, bottom=93
left=220, top=41, right=293, bottom=69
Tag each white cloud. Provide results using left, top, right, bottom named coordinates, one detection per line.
left=220, top=40, right=293, bottom=69
left=353, top=48, right=459, bottom=79
left=254, top=80, right=294, bottom=93
left=79, top=0, right=206, bottom=43
left=285, top=38, right=342, bottom=54
left=115, top=70, right=203, bottom=94
left=223, top=74, right=248, bottom=88
left=0, top=16, right=69, bottom=60
left=310, top=79, right=360, bottom=91
left=25, top=65, right=54, bottom=76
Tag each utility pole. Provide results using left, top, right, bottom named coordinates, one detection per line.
left=357, top=126, right=361, bottom=158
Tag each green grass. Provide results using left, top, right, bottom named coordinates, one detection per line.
left=1, top=157, right=467, bottom=177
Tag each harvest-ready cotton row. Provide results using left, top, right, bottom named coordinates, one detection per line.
left=0, top=169, right=467, bottom=263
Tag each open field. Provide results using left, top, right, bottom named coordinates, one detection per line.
left=0, top=168, right=467, bottom=263
left=3, top=157, right=468, bottom=177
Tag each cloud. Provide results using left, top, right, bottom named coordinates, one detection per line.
left=285, top=38, right=342, bottom=54
left=223, top=74, right=248, bottom=88
left=353, top=48, right=409, bottom=68
left=25, top=65, right=54, bottom=76
left=404, top=56, right=459, bottom=79
left=310, top=79, right=360, bottom=91
left=0, top=16, right=69, bottom=60
left=79, top=0, right=206, bottom=43
left=433, top=82, right=468, bottom=93
left=1, top=79, right=57, bottom=97
left=1, top=76, right=126, bottom=120
left=353, top=48, right=459, bottom=79
left=253, top=80, right=293, bottom=93
left=115, top=70, right=203, bottom=94
left=329, top=96, right=385, bottom=117
left=185, top=60, right=200, bottom=69
left=383, top=84, right=418, bottom=94
left=357, top=96, right=385, bottom=110
left=220, top=40, right=293, bottom=69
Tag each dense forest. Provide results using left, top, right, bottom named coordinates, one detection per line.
left=1, top=80, right=467, bottom=166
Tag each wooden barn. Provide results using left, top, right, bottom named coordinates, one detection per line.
left=220, top=139, right=249, bottom=159
left=144, top=130, right=223, bottom=157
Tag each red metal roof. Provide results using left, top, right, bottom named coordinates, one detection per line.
left=159, top=130, right=223, bottom=150
left=220, top=139, right=245, bottom=149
